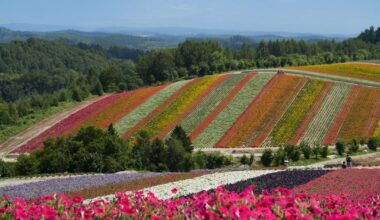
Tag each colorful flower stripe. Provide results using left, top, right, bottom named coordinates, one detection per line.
left=193, top=73, right=273, bottom=148
left=13, top=94, right=126, bottom=153
left=288, top=63, right=380, bottom=83
left=299, top=83, right=351, bottom=145
left=287, top=82, right=333, bottom=145
left=266, top=80, right=326, bottom=147
left=322, top=86, right=359, bottom=145
left=155, top=74, right=229, bottom=139
left=293, top=168, right=380, bottom=202
left=114, top=80, right=190, bottom=135
left=336, top=87, right=380, bottom=142
left=221, top=75, right=304, bottom=148
left=179, top=73, right=247, bottom=136
left=128, top=75, right=222, bottom=139
left=68, top=86, right=167, bottom=133
left=214, top=74, right=279, bottom=148
left=251, top=78, right=307, bottom=147
left=366, top=98, right=380, bottom=138
left=189, top=73, right=255, bottom=140
left=122, top=78, right=198, bottom=139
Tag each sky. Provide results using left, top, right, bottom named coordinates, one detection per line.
left=0, top=0, right=379, bottom=35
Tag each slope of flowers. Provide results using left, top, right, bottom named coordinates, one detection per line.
left=67, top=86, right=167, bottom=134
left=179, top=73, right=246, bottom=135
left=299, top=83, right=351, bottom=145
left=1, top=184, right=379, bottom=219
left=265, top=80, right=326, bottom=147
left=219, top=75, right=305, bottom=148
left=189, top=73, right=255, bottom=140
left=114, top=80, right=191, bottom=135
left=293, top=168, right=380, bottom=202
left=192, top=73, right=273, bottom=148
left=287, top=82, right=333, bottom=145
left=336, top=87, right=380, bottom=142
left=288, top=63, right=380, bottom=83
left=128, top=75, right=223, bottom=138
left=322, top=86, right=359, bottom=145
left=373, top=119, right=380, bottom=139
left=12, top=93, right=126, bottom=153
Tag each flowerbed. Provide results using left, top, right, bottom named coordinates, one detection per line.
left=13, top=93, right=125, bottom=153
left=322, top=86, right=359, bottom=145
left=68, top=172, right=210, bottom=200
left=219, top=75, right=305, bottom=148
left=192, top=73, right=273, bottom=148
left=68, top=86, right=167, bottom=133
left=299, top=83, right=351, bottom=145
left=288, top=63, right=380, bottom=83
left=189, top=73, right=254, bottom=140
left=180, top=73, right=246, bottom=136
left=268, top=80, right=326, bottom=146
left=155, top=74, right=228, bottom=139
left=293, top=168, right=380, bottom=202
left=336, top=87, right=380, bottom=142
left=287, top=82, right=333, bottom=145
left=1, top=184, right=379, bottom=219
left=0, top=172, right=164, bottom=200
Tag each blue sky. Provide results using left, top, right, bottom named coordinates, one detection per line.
left=0, top=0, right=379, bottom=34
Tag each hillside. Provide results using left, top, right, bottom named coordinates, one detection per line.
left=2, top=63, right=380, bottom=155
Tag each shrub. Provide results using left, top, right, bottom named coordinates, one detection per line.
left=335, top=141, right=346, bottom=155
left=312, top=145, right=321, bottom=160
left=367, top=137, right=378, bottom=151
left=349, top=139, right=359, bottom=153
left=300, top=141, right=312, bottom=159
left=359, top=138, right=366, bottom=145
left=289, top=147, right=301, bottom=161
left=240, top=155, right=249, bottom=165
left=320, top=146, right=329, bottom=158
left=15, top=154, right=39, bottom=176
left=261, top=149, right=273, bottom=167
left=273, top=148, right=286, bottom=166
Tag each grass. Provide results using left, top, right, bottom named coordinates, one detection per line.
left=0, top=101, right=79, bottom=144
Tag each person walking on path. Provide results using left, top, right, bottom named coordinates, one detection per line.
left=346, top=155, right=353, bottom=168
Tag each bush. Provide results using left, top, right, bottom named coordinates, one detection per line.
left=320, top=146, right=329, bottom=158
left=312, top=145, right=321, bottom=160
left=240, top=155, right=249, bottom=165
left=300, top=142, right=312, bottom=159
left=367, top=137, right=378, bottom=151
left=349, top=139, right=359, bottom=153
left=335, top=141, right=346, bottom=156
left=289, top=147, right=301, bottom=161
left=261, top=149, right=273, bottom=167
left=273, top=148, right=286, bottom=166
left=15, top=154, right=39, bottom=176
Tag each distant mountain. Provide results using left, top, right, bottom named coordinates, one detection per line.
left=0, top=27, right=179, bottom=50
left=0, top=25, right=353, bottom=51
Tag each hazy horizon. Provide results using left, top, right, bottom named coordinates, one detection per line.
left=0, top=0, right=379, bottom=35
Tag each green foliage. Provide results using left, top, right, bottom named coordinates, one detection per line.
left=261, top=149, right=273, bottom=167
left=312, top=145, right=322, bottom=160
left=300, top=141, right=312, bottom=159
left=349, top=139, right=359, bottom=153
left=320, top=146, right=329, bottom=158
left=367, top=137, right=379, bottom=151
left=15, top=154, right=39, bottom=176
left=273, top=148, right=286, bottom=166
left=335, top=141, right=346, bottom=156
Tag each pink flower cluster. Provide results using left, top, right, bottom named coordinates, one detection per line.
left=1, top=186, right=379, bottom=219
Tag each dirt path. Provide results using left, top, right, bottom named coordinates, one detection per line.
left=0, top=95, right=110, bottom=158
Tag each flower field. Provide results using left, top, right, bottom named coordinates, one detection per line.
left=127, top=75, right=223, bottom=139
left=67, top=85, right=168, bottom=133
left=1, top=169, right=379, bottom=219
left=180, top=73, right=246, bottom=136
left=287, top=63, right=380, bottom=83
left=189, top=73, right=255, bottom=140
left=299, top=83, right=351, bottom=145
left=113, top=80, right=190, bottom=135
left=264, top=80, right=326, bottom=147
left=6, top=67, right=380, bottom=153
left=192, top=73, right=273, bottom=148
left=219, top=75, right=306, bottom=148
left=336, top=87, right=380, bottom=142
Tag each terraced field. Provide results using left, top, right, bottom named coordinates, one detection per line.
left=4, top=63, right=380, bottom=154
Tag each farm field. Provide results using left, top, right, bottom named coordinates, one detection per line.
left=3, top=66, right=380, bottom=155
left=286, top=63, right=380, bottom=83
left=0, top=168, right=379, bottom=219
